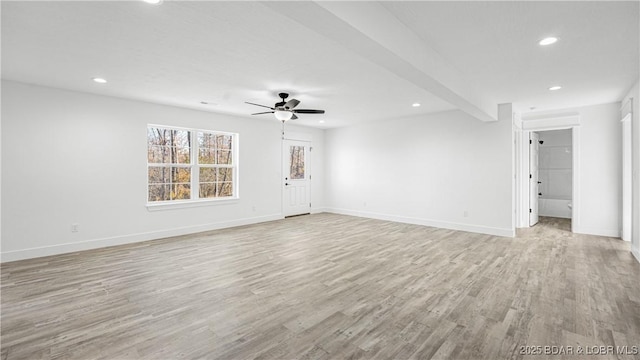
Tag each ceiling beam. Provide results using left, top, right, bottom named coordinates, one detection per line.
left=263, top=1, right=497, bottom=122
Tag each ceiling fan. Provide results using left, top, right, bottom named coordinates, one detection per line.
left=246, top=93, right=325, bottom=121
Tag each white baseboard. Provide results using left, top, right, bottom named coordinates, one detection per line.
left=325, top=208, right=515, bottom=238
left=573, top=226, right=621, bottom=238
left=1, top=214, right=283, bottom=263
left=632, top=246, right=640, bottom=264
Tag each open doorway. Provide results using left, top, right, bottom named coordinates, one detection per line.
left=514, top=113, right=581, bottom=232
left=529, top=129, right=573, bottom=231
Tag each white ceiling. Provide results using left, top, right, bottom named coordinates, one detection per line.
left=2, top=1, right=638, bottom=128
left=381, top=1, right=639, bottom=113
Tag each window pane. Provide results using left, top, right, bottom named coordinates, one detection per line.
left=217, top=168, right=233, bottom=182
left=289, top=146, right=305, bottom=179
left=199, top=168, right=217, bottom=182
left=148, top=128, right=169, bottom=146
left=199, top=183, right=217, bottom=199
left=148, top=128, right=191, bottom=164
left=148, top=167, right=169, bottom=184
left=147, top=145, right=173, bottom=164
left=148, top=128, right=188, bottom=147
left=199, top=148, right=216, bottom=164
left=198, top=132, right=216, bottom=149
left=216, top=135, right=232, bottom=151
left=149, top=167, right=191, bottom=185
left=175, top=146, right=190, bottom=164
left=148, top=184, right=171, bottom=202
left=218, top=182, right=233, bottom=197
left=171, top=183, right=190, bottom=200
left=147, top=145, right=163, bottom=163
left=217, top=150, right=232, bottom=165
left=170, top=167, right=191, bottom=183
left=173, top=130, right=191, bottom=149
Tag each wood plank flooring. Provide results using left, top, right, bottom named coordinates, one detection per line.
left=1, top=214, right=639, bottom=359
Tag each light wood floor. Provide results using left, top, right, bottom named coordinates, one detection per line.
left=1, top=214, right=639, bottom=359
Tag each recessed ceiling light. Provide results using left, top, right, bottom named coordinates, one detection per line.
left=92, top=77, right=107, bottom=84
left=142, top=0, right=162, bottom=4
left=412, top=103, right=421, bottom=107
left=319, top=120, right=325, bottom=124
left=539, top=37, right=558, bottom=46
left=548, top=85, right=562, bottom=91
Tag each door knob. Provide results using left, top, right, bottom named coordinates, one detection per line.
left=538, top=192, right=542, bottom=196
left=537, top=181, right=542, bottom=184
left=285, top=183, right=290, bottom=186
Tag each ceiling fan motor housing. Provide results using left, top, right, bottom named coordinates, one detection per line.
left=275, top=93, right=289, bottom=107
left=246, top=92, right=324, bottom=120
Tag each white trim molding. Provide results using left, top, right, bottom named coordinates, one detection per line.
left=325, top=208, right=515, bottom=238
left=620, top=97, right=632, bottom=118
left=572, top=227, right=620, bottom=238
left=521, top=113, right=580, bottom=131
left=1, top=214, right=283, bottom=263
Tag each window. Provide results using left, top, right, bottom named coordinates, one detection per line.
left=147, top=125, right=238, bottom=204
left=289, top=145, right=305, bottom=179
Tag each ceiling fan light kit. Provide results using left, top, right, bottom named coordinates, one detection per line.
left=274, top=110, right=293, bottom=121
left=246, top=92, right=325, bottom=122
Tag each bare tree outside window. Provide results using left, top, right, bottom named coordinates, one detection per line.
left=147, top=128, right=191, bottom=201
left=197, top=132, right=233, bottom=199
left=289, top=146, right=305, bottom=179
left=148, top=126, right=237, bottom=203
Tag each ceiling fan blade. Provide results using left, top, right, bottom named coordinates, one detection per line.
left=284, top=99, right=300, bottom=110
left=291, top=114, right=298, bottom=120
left=251, top=111, right=274, bottom=115
left=293, top=109, right=325, bottom=114
left=245, top=102, right=274, bottom=110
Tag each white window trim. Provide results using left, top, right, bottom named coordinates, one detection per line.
left=146, top=124, right=239, bottom=209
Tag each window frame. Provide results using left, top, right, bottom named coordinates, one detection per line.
left=146, top=124, right=239, bottom=209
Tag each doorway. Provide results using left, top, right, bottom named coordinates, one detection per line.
left=517, top=113, right=580, bottom=232
left=529, top=129, right=573, bottom=230
left=282, top=139, right=311, bottom=217
left=529, top=132, right=540, bottom=226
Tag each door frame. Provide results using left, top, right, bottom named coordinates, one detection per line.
left=529, top=132, right=540, bottom=226
left=621, top=112, right=632, bottom=241
left=516, top=114, right=581, bottom=233
left=282, top=131, right=313, bottom=217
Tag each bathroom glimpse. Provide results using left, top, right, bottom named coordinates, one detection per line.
left=536, top=129, right=573, bottom=219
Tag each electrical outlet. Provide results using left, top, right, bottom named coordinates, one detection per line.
left=463, top=211, right=469, bottom=218
left=71, top=223, right=79, bottom=233
left=252, top=206, right=256, bottom=212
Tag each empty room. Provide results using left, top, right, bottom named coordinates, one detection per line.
left=1, top=1, right=639, bottom=359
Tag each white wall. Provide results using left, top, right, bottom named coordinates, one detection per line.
left=324, top=109, right=514, bottom=237
left=578, top=103, right=622, bottom=237
left=622, top=80, right=639, bottom=262
left=1, top=81, right=324, bottom=262
left=537, top=129, right=572, bottom=218
left=520, top=103, right=622, bottom=237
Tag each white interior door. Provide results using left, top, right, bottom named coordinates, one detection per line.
left=529, top=132, right=540, bottom=226
left=622, top=114, right=632, bottom=241
left=283, top=140, right=311, bottom=217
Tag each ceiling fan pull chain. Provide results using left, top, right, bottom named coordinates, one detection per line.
left=281, top=119, right=285, bottom=139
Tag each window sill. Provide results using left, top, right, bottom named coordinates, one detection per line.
left=146, top=197, right=239, bottom=211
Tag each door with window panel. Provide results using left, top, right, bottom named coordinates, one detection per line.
left=283, top=140, right=311, bottom=217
